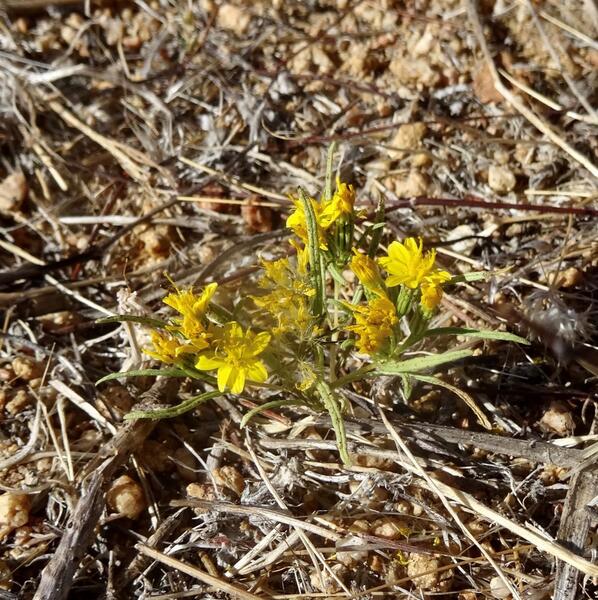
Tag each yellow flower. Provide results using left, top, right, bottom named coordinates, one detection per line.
left=163, top=282, right=217, bottom=340
left=347, top=296, right=398, bottom=355
left=195, top=322, right=270, bottom=393
left=144, top=331, right=182, bottom=364
left=420, top=270, right=451, bottom=312
left=164, top=282, right=217, bottom=319
left=378, top=238, right=436, bottom=289
left=320, top=177, right=355, bottom=227
left=350, top=249, right=385, bottom=296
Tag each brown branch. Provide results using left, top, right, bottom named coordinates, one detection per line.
left=381, top=194, right=598, bottom=218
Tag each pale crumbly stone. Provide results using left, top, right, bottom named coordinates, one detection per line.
left=11, top=357, right=44, bottom=381
left=5, top=390, right=32, bottom=416
left=488, top=165, right=516, bottom=194
left=489, top=576, right=511, bottom=599
left=106, top=475, right=146, bottom=519
left=310, top=563, right=348, bottom=594
left=389, top=170, right=429, bottom=197
left=0, top=494, right=30, bottom=542
left=0, top=172, right=27, bottom=216
left=407, top=553, right=453, bottom=591
left=370, top=517, right=410, bottom=540
left=546, top=267, right=583, bottom=289
left=217, top=4, right=250, bottom=35
left=539, top=401, right=575, bottom=435
left=212, top=465, right=245, bottom=496
left=186, top=483, right=216, bottom=501
left=388, top=122, right=427, bottom=160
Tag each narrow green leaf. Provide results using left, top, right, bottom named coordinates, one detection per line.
left=324, top=142, right=337, bottom=202
left=410, top=373, right=491, bottom=430
left=399, top=374, right=413, bottom=401
left=421, top=327, right=529, bottom=345
left=96, top=367, right=189, bottom=385
left=316, top=380, right=350, bottom=466
left=448, top=271, right=490, bottom=284
left=328, top=262, right=347, bottom=285
left=125, top=390, right=221, bottom=420
left=240, top=398, right=303, bottom=429
left=375, top=349, right=473, bottom=375
left=96, top=314, right=168, bottom=328
left=299, top=188, right=325, bottom=317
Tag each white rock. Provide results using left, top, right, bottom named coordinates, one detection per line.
left=488, top=165, right=516, bottom=194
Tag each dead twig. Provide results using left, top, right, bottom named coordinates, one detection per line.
left=32, top=378, right=179, bottom=600
left=554, top=465, right=598, bottom=599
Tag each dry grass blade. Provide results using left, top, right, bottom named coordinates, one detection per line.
left=171, top=499, right=340, bottom=541
left=46, top=98, right=154, bottom=183
left=32, top=379, right=179, bottom=600
left=135, top=544, right=267, bottom=600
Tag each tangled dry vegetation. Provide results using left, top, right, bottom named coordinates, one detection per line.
left=0, top=1, right=597, bottom=599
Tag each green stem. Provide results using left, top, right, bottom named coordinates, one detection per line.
left=330, top=363, right=376, bottom=389
left=240, top=398, right=304, bottom=428
left=316, top=380, right=350, bottom=466
left=125, top=390, right=221, bottom=420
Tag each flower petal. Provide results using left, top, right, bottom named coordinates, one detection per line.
left=229, top=368, right=246, bottom=394
left=246, top=360, right=268, bottom=383
left=217, top=364, right=234, bottom=392
left=249, top=331, right=271, bottom=356
left=196, top=355, right=224, bottom=371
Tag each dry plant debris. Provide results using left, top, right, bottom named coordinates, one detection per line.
left=0, top=1, right=596, bottom=599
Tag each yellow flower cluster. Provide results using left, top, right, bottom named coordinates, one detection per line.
left=252, top=244, right=315, bottom=336
left=286, top=176, right=355, bottom=248
left=379, top=237, right=451, bottom=312
left=145, top=283, right=270, bottom=394
left=347, top=296, right=398, bottom=354
left=344, top=238, right=451, bottom=355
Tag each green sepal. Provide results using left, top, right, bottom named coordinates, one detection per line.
left=395, top=286, right=412, bottom=317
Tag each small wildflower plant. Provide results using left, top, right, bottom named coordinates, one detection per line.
left=98, top=146, right=527, bottom=465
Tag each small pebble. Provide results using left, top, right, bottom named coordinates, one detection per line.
left=488, top=165, right=516, bottom=194
left=0, top=494, right=30, bottom=542
left=106, top=475, right=146, bottom=519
